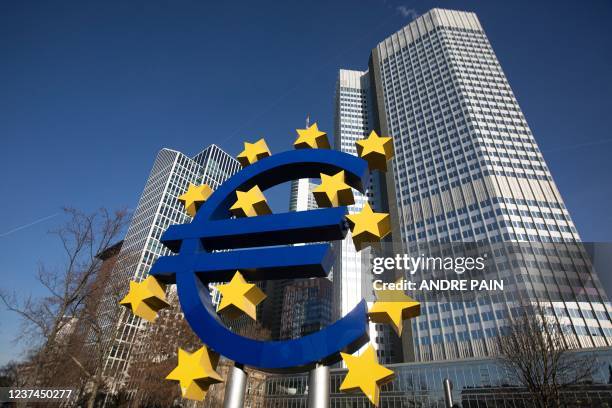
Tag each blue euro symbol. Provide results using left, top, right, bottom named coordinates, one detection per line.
left=150, top=149, right=370, bottom=372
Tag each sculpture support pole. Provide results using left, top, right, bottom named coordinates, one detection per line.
left=307, top=364, right=329, bottom=408
left=223, top=364, right=247, bottom=408
left=443, top=378, right=453, bottom=408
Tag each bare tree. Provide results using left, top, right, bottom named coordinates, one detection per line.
left=65, top=253, right=127, bottom=408
left=128, top=289, right=271, bottom=408
left=128, top=289, right=202, bottom=407
left=197, top=358, right=266, bottom=408
left=199, top=321, right=269, bottom=408
left=498, top=302, right=598, bottom=407
left=0, top=360, right=27, bottom=388
left=0, top=207, right=128, bottom=388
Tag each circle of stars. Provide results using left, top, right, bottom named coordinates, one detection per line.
left=118, top=121, right=419, bottom=406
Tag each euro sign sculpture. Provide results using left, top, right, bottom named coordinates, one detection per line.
left=150, top=149, right=370, bottom=372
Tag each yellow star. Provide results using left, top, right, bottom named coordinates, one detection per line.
left=119, top=276, right=170, bottom=322
left=166, top=346, right=223, bottom=401
left=356, top=131, right=394, bottom=172
left=216, top=271, right=266, bottom=320
left=294, top=123, right=330, bottom=149
left=178, top=183, right=213, bottom=217
left=312, top=171, right=355, bottom=208
left=345, top=203, right=390, bottom=250
left=340, top=344, right=395, bottom=407
left=229, top=185, right=272, bottom=217
left=368, top=288, right=420, bottom=335
left=237, top=139, right=271, bottom=167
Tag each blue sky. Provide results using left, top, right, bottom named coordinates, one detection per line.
left=1, top=0, right=611, bottom=365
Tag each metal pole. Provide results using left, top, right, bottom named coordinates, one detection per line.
left=307, top=364, right=329, bottom=408
left=443, top=378, right=453, bottom=408
left=223, top=364, right=247, bottom=408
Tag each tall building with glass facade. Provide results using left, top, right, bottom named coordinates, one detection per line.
left=333, top=70, right=402, bottom=364
left=280, top=277, right=333, bottom=340
left=334, top=8, right=611, bottom=363
left=372, top=7, right=611, bottom=361
left=289, top=178, right=318, bottom=212
left=99, top=145, right=240, bottom=382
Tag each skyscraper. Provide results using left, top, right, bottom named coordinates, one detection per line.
left=333, top=70, right=402, bottom=364
left=336, top=8, right=611, bottom=362
left=99, top=145, right=240, bottom=382
left=289, top=117, right=319, bottom=213
left=289, top=178, right=318, bottom=212
left=280, top=277, right=333, bottom=340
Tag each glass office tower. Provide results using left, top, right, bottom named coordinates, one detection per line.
left=336, top=8, right=611, bottom=362
left=289, top=178, right=318, bottom=212
left=280, top=277, right=333, bottom=340
left=99, top=145, right=240, bottom=383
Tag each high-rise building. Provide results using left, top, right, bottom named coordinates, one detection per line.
left=82, top=241, right=123, bottom=346
left=99, top=145, right=240, bottom=382
left=280, top=278, right=333, bottom=340
left=290, top=116, right=319, bottom=214
left=333, top=70, right=402, bottom=364
left=336, top=8, right=611, bottom=362
left=289, top=178, right=318, bottom=212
